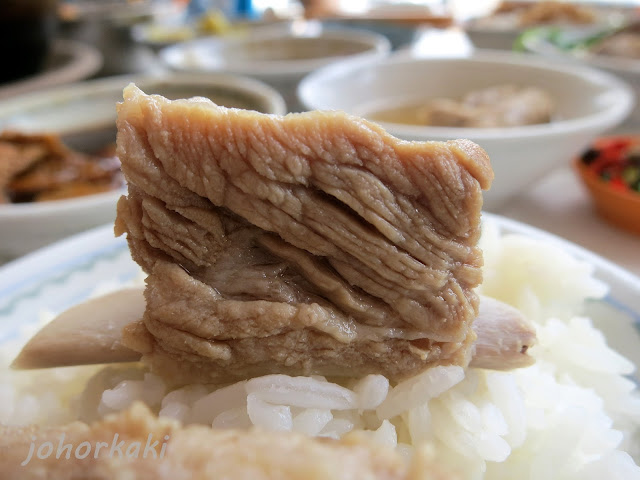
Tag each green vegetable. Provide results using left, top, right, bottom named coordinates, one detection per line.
left=622, top=166, right=640, bottom=186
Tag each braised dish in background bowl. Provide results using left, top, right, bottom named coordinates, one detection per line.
left=298, top=50, right=635, bottom=210
left=574, top=135, right=640, bottom=236
left=0, top=73, right=286, bottom=260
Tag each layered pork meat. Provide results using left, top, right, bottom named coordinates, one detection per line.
left=115, top=85, right=493, bottom=385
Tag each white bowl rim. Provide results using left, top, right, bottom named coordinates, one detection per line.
left=519, top=26, right=640, bottom=76
left=298, top=49, right=635, bottom=140
left=159, top=27, right=392, bottom=77
left=0, top=72, right=287, bottom=121
left=0, top=72, right=286, bottom=217
left=463, top=4, right=632, bottom=34
left=0, top=188, right=125, bottom=219
left=565, top=50, right=640, bottom=76
left=0, top=40, right=103, bottom=101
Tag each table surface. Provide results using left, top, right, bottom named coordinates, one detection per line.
left=496, top=166, right=640, bottom=278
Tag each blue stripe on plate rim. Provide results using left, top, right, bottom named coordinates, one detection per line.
left=0, top=225, right=137, bottom=344
left=0, top=225, right=130, bottom=306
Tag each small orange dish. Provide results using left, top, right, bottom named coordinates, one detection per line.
left=573, top=135, right=640, bottom=236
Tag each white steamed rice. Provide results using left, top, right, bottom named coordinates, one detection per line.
left=1, top=218, right=639, bottom=479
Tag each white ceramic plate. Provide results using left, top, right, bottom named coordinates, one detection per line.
left=0, top=213, right=638, bottom=379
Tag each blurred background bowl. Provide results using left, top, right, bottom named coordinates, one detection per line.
left=518, top=25, right=640, bottom=129
left=56, top=0, right=177, bottom=77
left=131, top=15, right=295, bottom=51
left=298, top=51, right=634, bottom=210
left=0, top=0, right=59, bottom=85
left=319, top=4, right=454, bottom=51
left=0, top=73, right=286, bottom=260
left=159, top=23, right=391, bottom=111
left=0, top=40, right=102, bottom=101
left=463, top=1, right=632, bottom=51
left=321, top=18, right=420, bottom=51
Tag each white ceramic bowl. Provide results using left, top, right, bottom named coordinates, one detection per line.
left=464, top=4, right=631, bottom=51
left=518, top=26, right=640, bottom=129
left=298, top=51, right=634, bottom=209
left=0, top=73, right=286, bottom=260
left=159, top=24, right=391, bottom=111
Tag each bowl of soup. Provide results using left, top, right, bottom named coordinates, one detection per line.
left=298, top=51, right=634, bottom=209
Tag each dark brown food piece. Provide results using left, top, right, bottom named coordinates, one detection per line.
left=0, top=131, right=123, bottom=203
